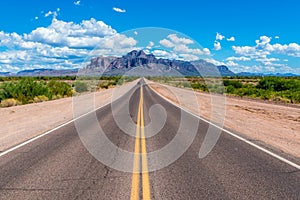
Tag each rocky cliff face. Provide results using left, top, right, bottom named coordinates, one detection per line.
left=107, top=50, right=157, bottom=70
left=86, top=56, right=116, bottom=69
left=86, top=50, right=236, bottom=76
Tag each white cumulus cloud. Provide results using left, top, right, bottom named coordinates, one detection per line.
left=214, top=41, right=221, bottom=51
left=0, top=18, right=138, bottom=72
left=233, top=35, right=300, bottom=58
left=227, top=36, right=235, bottom=42
left=25, top=18, right=118, bottom=48
left=216, top=33, right=225, bottom=41
left=151, top=50, right=179, bottom=60
left=167, top=34, right=194, bottom=45
left=44, top=8, right=60, bottom=19
left=159, top=39, right=174, bottom=48
left=226, top=61, right=238, bottom=67
left=146, top=41, right=154, bottom=49
left=113, top=7, right=126, bottom=13
left=226, top=56, right=251, bottom=61
left=158, top=34, right=210, bottom=61
left=74, top=1, right=81, bottom=6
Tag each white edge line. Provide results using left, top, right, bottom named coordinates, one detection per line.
left=0, top=100, right=112, bottom=158
left=148, top=83, right=300, bottom=170
left=0, top=79, right=141, bottom=158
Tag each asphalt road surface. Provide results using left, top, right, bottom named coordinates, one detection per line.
left=0, top=81, right=299, bottom=199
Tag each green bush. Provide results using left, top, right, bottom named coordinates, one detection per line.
left=226, top=85, right=235, bottom=93
left=257, top=77, right=300, bottom=92
left=0, top=78, right=73, bottom=106
left=74, top=81, right=88, bottom=93
left=47, top=80, right=72, bottom=98
left=223, top=80, right=243, bottom=88
left=1, top=78, right=50, bottom=104
left=191, top=83, right=208, bottom=92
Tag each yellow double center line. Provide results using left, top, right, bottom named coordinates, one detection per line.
left=131, top=86, right=151, bottom=200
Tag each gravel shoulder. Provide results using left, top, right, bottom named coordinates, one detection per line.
left=149, top=82, right=300, bottom=160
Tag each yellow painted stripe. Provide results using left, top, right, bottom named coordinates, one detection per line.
left=140, top=86, right=151, bottom=200
left=130, top=89, right=142, bottom=200
left=130, top=85, right=151, bottom=200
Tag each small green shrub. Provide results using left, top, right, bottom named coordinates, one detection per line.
left=74, top=81, right=88, bottom=93
left=223, top=80, right=243, bottom=88
left=47, top=80, right=72, bottom=98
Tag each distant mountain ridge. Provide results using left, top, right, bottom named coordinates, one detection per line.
left=237, top=72, right=299, bottom=77
left=84, top=50, right=236, bottom=76
left=1, top=50, right=299, bottom=77
left=16, top=68, right=79, bottom=76
left=0, top=69, right=78, bottom=77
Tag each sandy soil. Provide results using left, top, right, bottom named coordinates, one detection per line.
left=150, top=83, right=300, bottom=160
left=0, top=79, right=140, bottom=152
left=0, top=88, right=114, bottom=152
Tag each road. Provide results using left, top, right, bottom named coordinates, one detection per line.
left=0, top=80, right=299, bottom=199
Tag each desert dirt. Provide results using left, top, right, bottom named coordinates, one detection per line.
left=0, top=79, right=140, bottom=152
left=0, top=88, right=114, bottom=152
left=149, top=83, right=300, bottom=161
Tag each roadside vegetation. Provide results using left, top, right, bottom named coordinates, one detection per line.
left=0, top=76, right=138, bottom=107
left=148, top=76, right=300, bottom=104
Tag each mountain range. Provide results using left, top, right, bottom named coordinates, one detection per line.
left=0, top=50, right=298, bottom=77
left=83, top=50, right=235, bottom=77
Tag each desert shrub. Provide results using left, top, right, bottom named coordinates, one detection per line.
left=0, top=78, right=75, bottom=106
left=52, top=94, right=62, bottom=100
left=74, top=81, right=88, bottom=93
left=191, top=83, right=208, bottom=92
left=208, top=84, right=225, bottom=94
left=257, top=77, right=300, bottom=92
left=223, top=80, right=243, bottom=88
left=1, top=98, right=20, bottom=107
left=34, top=95, right=49, bottom=103
left=47, top=80, right=72, bottom=98
left=98, top=83, right=109, bottom=89
left=226, top=85, right=235, bottom=93
left=1, top=78, right=50, bottom=104
left=117, top=79, right=124, bottom=85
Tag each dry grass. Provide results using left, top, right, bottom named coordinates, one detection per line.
left=1, top=98, right=20, bottom=107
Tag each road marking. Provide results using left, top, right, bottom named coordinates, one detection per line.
left=0, top=79, right=142, bottom=158
left=149, top=83, right=300, bottom=170
left=130, top=86, right=151, bottom=200
left=140, top=86, right=151, bottom=200
left=130, top=89, right=141, bottom=200
left=0, top=98, right=114, bottom=158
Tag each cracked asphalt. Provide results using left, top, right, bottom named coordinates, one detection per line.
left=0, top=82, right=299, bottom=199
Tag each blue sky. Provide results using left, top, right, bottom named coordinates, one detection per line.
left=0, top=0, right=300, bottom=74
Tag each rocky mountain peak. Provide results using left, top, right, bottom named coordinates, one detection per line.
left=85, top=50, right=236, bottom=76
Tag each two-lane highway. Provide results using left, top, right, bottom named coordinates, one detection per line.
left=0, top=81, right=299, bottom=199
